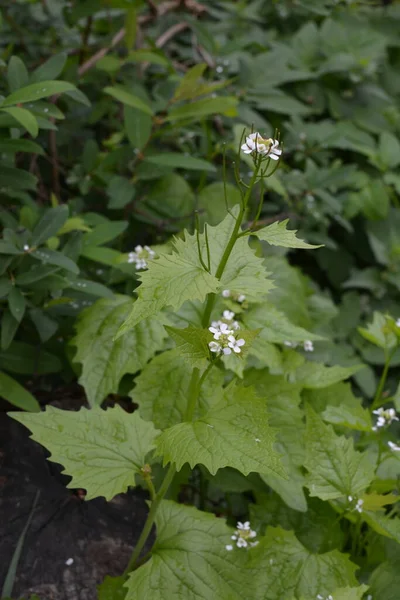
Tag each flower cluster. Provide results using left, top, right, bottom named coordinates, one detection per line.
left=127, top=245, right=155, bottom=270
left=283, top=340, right=314, bottom=352
left=226, top=521, right=258, bottom=551
left=222, top=289, right=246, bottom=304
left=209, top=311, right=245, bottom=356
left=348, top=496, right=364, bottom=514
left=372, top=407, right=399, bottom=431
left=241, top=132, right=282, bottom=161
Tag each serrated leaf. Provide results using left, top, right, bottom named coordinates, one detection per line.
left=9, top=406, right=159, bottom=500
left=304, top=405, right=375, bottom=500
left=249, top=526, right=358, bottom=599
left=131, top=349, right=224, bottom=429
left=294, top=362, right=364, bottom=389
left=320, top=383, right=372, bottom=431
left=72, top=296, right=167, bottom=406
left=363, top=511, right=400, bottom=543
left=117, top=246, right=219, bottom=336
left=253, top=220, right=322, bottom=249
left=156, top=384, right=285, bottom=477
left=165, top=325, right=212, bottom=369
left=125, top=500, right=254, bottom=600
left=1, top=80, right=76, bottom=107
left=0, top=371, right=40, bottom=411
left=369, top=560, right=400, bottom=600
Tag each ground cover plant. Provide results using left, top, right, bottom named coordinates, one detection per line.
left=1, top=1, right=400, bottom=599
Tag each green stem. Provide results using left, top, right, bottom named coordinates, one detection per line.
left=124, top=463, right=176, bottom=574
left=371, top=349, right=394, bottom=410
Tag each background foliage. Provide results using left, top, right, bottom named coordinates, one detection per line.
left=1, top=1, right=400, bottom=599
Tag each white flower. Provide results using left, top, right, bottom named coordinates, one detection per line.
left=227, top=335, right=245, bottom=354
left=209, top=322, right=233, bottom=340
left=222, top=289, right=231, bottom=298
left=355, top=499, right=364, bottom=513
left=127, top=244, right=156, bottom=270
left=223, top=310, right=235, bottom=321
left=241, top=132, right=282, bottom=161
left=209, top=341, right=222, bottom=353
left=23, top=244, right=30, bottom=251
left=396, top=318, right=400, bottom=328
left=237, top=294, right=246, bottom=303
left=388, top=441, right=400, bottom=452
left=303, top=340, right=314, bottom=352
left=372, top=407, right=399, bottom=429
left=226, top=521, right=258, bottom=551
left=225, top=544, right=233, bottom=551
left=284, top=340, right=298, bottom=348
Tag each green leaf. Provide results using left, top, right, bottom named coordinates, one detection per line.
left=31, top=248, right=79, bottom=274
left=0, top=278, right=12, bottom=297
left=1, top=311, right=19, bottom=350
left=0, top=138, right=44, bottom=154
left=82, top=221, right=128, bottom=246
left=31, top=53, right=67, bottom=83
left=328, top=586, right=369, bottom=600
left=0, top=371, right=40, bottom=411
left=131, top=349, right=224, bottom=430
left=125, top=500, right=255, bottom=600
left=9, top=406, right=160, bottom=501
left=104, top=86, right=153, bottom=115
left=156, top=384, right=285, bottom=477
left=167, top=96, right=238, bottom=122
left=253, top=220, right=322, bottom=249
left=171, top=63, right=208, bottom=102
left=363, top=511, right=400, bottom=544
left=304, top=405, right=375, bottom=500
left=144, top=153, right=216, bottom=172
left=369, top=560, right=400, bottom=600
left=378, top=131, right=400, bottom=169
left=124, top=106, right=152, bottom=150
left=29, top=308, right=59, bottom=343
left=80, top=246, right=122, bottom=267
left=31, top=205, right=69, bottom=246
left=0, top=107, right=39, bottom=137
left=7, top=56, right=29, bottom=92
left=293, top=362, right=365, bottom=389
left=165, top=325, right=212, bottom=369
left=1, top=80, right=76, bottom=107
left=117, top=242, right=219, bottom=336
left=197, top=182, right=241, bottom=226
left=249, top=527, right=358, bottom=599
left=0, top=341, right=61, bottom=374
left=8, top=287, right=26, bottom=322
left=98, top=576, right=127, bottom=600
left=0, top=164, right=37, bottom=190
left=66, top=278, right=113, bottom=299
left=72, top=296, right=167, bottom=406
left=126, top=49, right=169, bottom=66
left=319, top=383, right=372, bottom=432
left=358, top=311, right=396, bottom=350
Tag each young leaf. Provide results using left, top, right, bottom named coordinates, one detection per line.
left=9, top=406, right=160, bottom=501
left=31, top=205, right=69, bottom=246
left=72, top=296, right=167, bottom=406
left=253, top=220, right=322, bottom=249
left=125, top=500, right=255, bottom=600
left=1, top=80, right=76, bottom=107
left=156, top=384, right=285, bottom=477
left=0, top=107, right=39, bottom=137
left=117, top=245, right=219, bottom=336
left=104, top=86, right=153, bottom=115
left=131, top=349, right=224, bottom=430
left=0, top=371, right=40, bottom=412
left=304, top=405, right=375, bottom=500
left=248, top=527, right=358, bottom=599
left=165, top=325, right=212, bottom=369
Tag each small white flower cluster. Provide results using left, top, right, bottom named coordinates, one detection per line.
left=226, top=521, right=258, bottom=551
left=372, top=408, right=399, bottom=431
left=222, top=289, right=246, bottom=303
left=348, top=496, right=364, bottom=513
left=317, top=595, right=333, bottom=600
left=283, top=340, right=314, bottom=352
left=209, top=311, right=245, bottom=355
left=241, top=132, right=282, bottom=161
left=128, top=245, right=155, bottom=270
left=388, top=441, right=400, bottom=452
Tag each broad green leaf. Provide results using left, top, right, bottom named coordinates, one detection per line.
left=1, top=80, right=76, bottom=107
left=0, top=165, right=37, bottom=190
left=197, top=182, right=241, bottom=226
left=72, top=296, right=167, bottom=406
left=1, top=311, right=19, bottom=350
left=80, top=246, right=122, bottom=267
left=165, top=325, right=212, bottom=369
left=0, top=138, right=44, bottom=154
left=156, top=384, right=285, bottom=477
left=104, top=86, right=153, bottom=115
left=319, top=383, right=372, bottom=431
left=8, top=287, right=26, bottom=322
left=7, top=56, right=29, bottom=92
left=124, top=106, right=152, bottom=150
left=0, top=107, right=39, bottom=137
left=57, top=217, right=91, bottom=235
left=31, top=53, right=67, bottom=83
left=363, top=511, right=400, bottom=544
left=328, top=586, right=369, bottom=600
left=0, top=341, right=61, bottom=374
left=31, top=205, right=69, bottom=246
left=82, top=221, right=128, bottom=246
left=378, top=131, right=400, bottom=169
left=144, top=153, right=216, bottom=172
left=253, top=220, right=322, bottom=249
left=125, top=500, right=254, bottom=600
left=167, top=96, right=238, bottom=122
left=131, top=349, right=224, bottom=429
left=0, top=371, right=40, bottom=411
left=358, top=311, right=396, bottom=350
left=107, top=176, right=135, bottom=209
left=293, top=362, right=364, bottom=389
left=304, top=405, right=375, bottom=500
left=369, top=560, right=400, bottom=600
left=249, top=527, right=358, bottom=599
left=9, top=406, right=159, bottom=500
left=98, top=576, right=127, bottom=600
left=117, top=241, right=219, bottom=336
left=31, top=248, right=79, bottom=274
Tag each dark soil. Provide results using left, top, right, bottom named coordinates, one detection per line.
left=0, top=407, right=150, bottom=600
